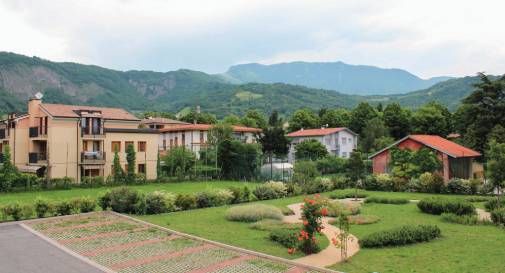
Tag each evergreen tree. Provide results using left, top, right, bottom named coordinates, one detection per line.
left=126, top=144, right=136, bottom=182
left=156, top=151, right=162, bottom=179
left=487, top=140, right=505, bottom=208
left=383, top=103, right=411, bottom=139
left=346, top=151, right=365, bottom=200
left=349, top=102, right=378, bottom=135
left=112, top=151, right=124, bottom=183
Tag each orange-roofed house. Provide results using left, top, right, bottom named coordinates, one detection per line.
left=286, top=127, right=358, bottom=163
left=156, top=123, right=262, bottom=156
left=0, top=96, right=159, bottom=182
left=369, top=135, right=483, bottom=182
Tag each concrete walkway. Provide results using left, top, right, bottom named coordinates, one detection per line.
left=0, top=223, right=104, bottom=273
left=476, top=208, right=492, bottom=222
left=283, top=203, right=360, bottom=268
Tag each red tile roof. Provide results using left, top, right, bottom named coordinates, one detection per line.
left=41, top=103, right=139, bottom=121
left=141, top=117, right=189, bottom=125
left=159, top=124, right=261, bottom=133
left=369, top=134, right=481, bottom=158
left=287, top=127, right=351, bottom=137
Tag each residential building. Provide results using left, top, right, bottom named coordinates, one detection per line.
left=369, top=134, right=482, bottom=182
left=286, top=127, right=358, bottom=162
left=140, top=117, right=190, bottom=129
left=156, top=123, right=261, bottom=156
left=0, top=96, right=159, bottom=182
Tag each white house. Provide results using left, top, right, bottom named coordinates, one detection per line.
left=287, top=127, right=358, bottom=162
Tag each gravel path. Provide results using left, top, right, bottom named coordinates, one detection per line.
left=476, top=208, right=491, bottom=222
left=283, top=203, right=360, bottom=268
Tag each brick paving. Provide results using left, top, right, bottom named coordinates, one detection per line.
left=26, top=212, right=335, bottom=273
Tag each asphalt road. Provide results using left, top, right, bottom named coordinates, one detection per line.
left=0, top=224, right=104, bottom=273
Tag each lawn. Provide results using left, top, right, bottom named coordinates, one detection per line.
left=0, top=180, right=258, bottom=206
left=138, top=189, right=504, bottom=272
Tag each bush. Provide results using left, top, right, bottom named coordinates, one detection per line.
left=249, top=219, right=286, bottom=231
left=227, top=187, right=244, bottom=204
left=225, top=204, right=283, bottom=222
left=304, top=177, right=333, bottom=194
left=145, top=191, right=176, bottom=214
left=21, top=204, right=33, bottom=219
left=375, top=173, right=394, bottom=191
left=447, top=178, right=472, bottom=194
left=34, top=198, right=53, bottom=218
left=281, top=207, right=295, bottom=216
left=210, top=189, right=234, bottom=206
left=484, top=198, right=505, bottom=212
left=465, top=196, right=492, bottom=203
left=1, top=203, right=23, bottom=221
left=417, top=198, right=475, bottom=216
left=175, top=194, right=197, bottom=210
left=80, top=176, right=105, bottom=188
left=285, top=183, right=302, bottom=196
left=98, top=191, right=112, bottom=211
left=362, top=175, right=380, bottom=190
left=359, top=225, right=441, bottom=248
left=325, top=201, right=360, bottom=217
left=441, top=213, right=485, bottom=225
left=346, top=215, right=380, bottom=225
left=316, top=156, right=347, bottom=175
left=54, top=201, right=74, bottom=216
left=74, top=197, right=97, bottom=213
left=269, top=228, right=299, bottom=248
left=365, top=197, right=409, bottom=204
left=292, top=161, right=320, bottom=186
left=45, top=177, right=74, bottom=190
left=418, top=172, right=444, bottom=193
left=491, top=208, right=505, bottom=225
left=329, top=191, right=368, bottom=199
left=253, top=181, right=287, bottom=200
left=331, top=175, right=350, bottom=189
left=102, top=187, right=145, bottom=214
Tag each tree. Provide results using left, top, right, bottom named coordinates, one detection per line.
left=295, top=140, right=328, bottom=161
left=222, top=114, right=241, bottom=125
left=0, top=145, right=17, bottom=191
left=218, top=139, right=261, bottom=180
left=360, top=117, right=389, bottom=155
left=346, top=151, right=365, bottom=200
left=487, top=140, right=505, bottom=208
left=156, top=151, right=162, bottom=179
left=268, top=110, right=283, bottom=127
left=259, top=126, right=290, bottom=178
left=349, top=102, right=378, bottom=135
left=288, top=109, right=319, bottom=132
left=413, top=148, right=442, bottom=174
left=455, top=73, right=505, bottom=153
left=207, top=123, right=233, bottom=146
left=125, top=143, right=136, bottom=182
left=241, top=109, right=267, bottom=129
left=163, top=147, right=196, bottom=179
left=488, top=125, right=505, bottom=144
left=180, top=110, right=218, bottom=124
left=411, top=102, right=451, bottom=136
left=112, top=151, right=124, bottom=183
left=320, top=109, right=351, bottom=128
left=383, top=103, right=411, bottom=139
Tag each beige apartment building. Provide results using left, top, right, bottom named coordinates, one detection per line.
left=0, top=96, right=158, bottom=182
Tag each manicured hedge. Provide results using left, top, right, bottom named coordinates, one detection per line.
left=269, top=228, right=298, bottom=248
left=440, top=213, right=485, bottom=225
left=484, top=199, right=505, bottom=212
left=359, top=225, right=441, bottom=248
left=417, top=198, right=475, bottom=216
left=225, top=204, right=283, bottom=222
left=364, top=197, right=409, bottom=204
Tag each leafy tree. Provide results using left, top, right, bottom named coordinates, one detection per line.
left=180, top=110, right=217, bottom=124
left=207, top=123, right=233, bottom=146
left=222, top=114, right=241, bottom=125
left=413, top=148, right=442, bottom=173
left=455, top=73, right=505, bottom=153
left=383, top=103, right=411, bottom=139
left=360, top=117, right=389, bottom=155
left=241, top=109, right=267, bottom=129
left=288, top=109, right=319, bottom=132
left=487, top=140, right=505, bottom=208
left=374, top=136, right=395, bottom=152
left=112, top=151, right=124, bottom=183
left=349, top=102, right=378, bottom=135
left=320, top=109, right=351, bottom=128
left=218, top=139, right=261, bottom=180
left=0, top=145, right=17, bottom=191
left=389, top=148, right=418, bottom=180
left=163, top=147, right=196, bottom=178
left=268, top=110, right=283, bottom=127
left=346, top=151, right=365, bottom=200
left=295, top=139, right=328, bottom=161
left=156, top=152, right=162, bottom=179
left=292, top=160, right=320, bottom=187
left=125, top=143, right=136, bottom=182
left=488, top=125, right=505, bottom=144
left=259, top=127, right=290, bottom=177
left=412, top=102, right=451, bottom=136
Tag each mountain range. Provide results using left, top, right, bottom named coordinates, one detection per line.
left=223, top=62, right=453, bottom=95
left=0, top=52, right=482, bottom=117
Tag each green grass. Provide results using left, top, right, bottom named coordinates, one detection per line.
left=138, top=195, right=329, bottom=259
left=0, top=181, right=258, bottom=206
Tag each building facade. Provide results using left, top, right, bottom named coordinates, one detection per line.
left=369, top=135, right=482, bottom=182
left=0, top=97, right=158, bottom=182
left=286, top=127, right=358, bottom=163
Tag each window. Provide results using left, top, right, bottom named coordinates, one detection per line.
left=175, top=137, right=178, bottom=147
left=163, top=139, right=166, bottom=150
left=348, top=137, right=352, bottom=144
left=342, top=138, right=347, bottom=145
left=111, top=141, right=121, bottom=152
left=138, top=141, right=146, bottom=152
left=181, top=134, right=185, bottom=146
left=125, top=141, right=134, bottom=150
left=200, top=131, right=205, bottom=143
left=138, top=164, right=146, bottom=174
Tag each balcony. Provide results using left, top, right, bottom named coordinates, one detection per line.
left=81, top=151, right=106, bottom=164
left=0, top=129, right=6, bottom=139
left=28, top=153, right=47, bottom=164
left=29, top=127, right=47, bottom=138
left=81, top=127, right=105, bottom=139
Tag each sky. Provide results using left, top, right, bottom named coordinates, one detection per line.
left=1, top=0, right=504, bottom=78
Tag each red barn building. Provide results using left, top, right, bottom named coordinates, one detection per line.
left=369, top=135, right=482, bottom=182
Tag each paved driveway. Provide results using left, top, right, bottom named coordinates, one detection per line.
left=0, top=223, right=104, bottom=273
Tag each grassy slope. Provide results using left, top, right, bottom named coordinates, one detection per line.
left=0, top=181, right=258, bottom=206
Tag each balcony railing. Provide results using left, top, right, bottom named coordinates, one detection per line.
left=81, top=127, right=105, bottom=138
left=28, top=153, right=47, bottom=164
left=81, top=151, right=106, bottom=164
left=29, top=126, right=48, bottom=138
left=0, top=129, right=5, bottom=139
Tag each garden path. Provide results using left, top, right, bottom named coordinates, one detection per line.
left=283, top=202, right=360, bottom=268
left=476, top=208, right=491, bottom=221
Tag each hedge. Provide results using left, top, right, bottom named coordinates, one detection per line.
left=417, top=198, right=475, bottom=216
left=364, top=197, right=409, bottom=204
left=360, top=225, right=441, bottom=248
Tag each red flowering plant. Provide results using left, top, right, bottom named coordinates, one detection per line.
left=297, top=194, right=325, bottom=254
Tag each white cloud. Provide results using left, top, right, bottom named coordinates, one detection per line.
left=1, top=0, right=505, bottom=77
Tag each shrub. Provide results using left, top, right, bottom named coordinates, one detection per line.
left=359, top=225, right=441, bottom=248
left=175, top=194, right=197, bottom=210
left=375, top=173, right=393, bottom=191
left=1, top=203, right=23, bottom=221
left=346, top=215, right=380, bottom=225
left=210, top=189, right=234, bottom=206
left=75, top=197, right=97, bottom=213
left=484, top=198, right=505, bottom=212
left=227, top=187, right=244, bottom=204
left=269, top=228, right=299, bottom=248
left=102, top=187, right=145, bottom=214
left=265, top=181, right=288, bottom=196
left=281, top=207, right=295, bottom=216
left=225, top=204, right=283, bottom=222
left=365, top=197, right=409, bottom=204
left=292, top=161, right=320, bottom=186
left=252, top=185, right=277, bottom=200
left=325, top=201, right=360, bottom=217
left=54, top=201, right=74, bottom=216
left=98, top=191, right=112, bottom=211
left=285, top=183, right=302, bottom=196
left=21, top=204, right=33, bottom=219
left=47, top=177, right=74, bottom=190
left=249, top=219, right=286, bottom=231
left=417, top=198, right=475, bottom=216
left=329, top=191, right=368, bottom=199
left=331, top=175, right=350, bottom=189
left=34, top=198, right=53, bottom=218
left=491, top=208, right=505, bottom=225
left=80, top=176, right=105, bottom=188
left=418, top=172, right=444, bottom=193
left=304, top=177, right=333, bottom=194
left=441, top=213, right=485, bottom=225
left=195, top=191, right=212, bottom=208
left=362, top=175, right=380, bottom=190
left=465, top=196, right=492, bottom=203
left=447, top=178, right=472, bottom=194
left=315, top=156, right=347, bottom=175
left=468, top=179, right=483, bottom=195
